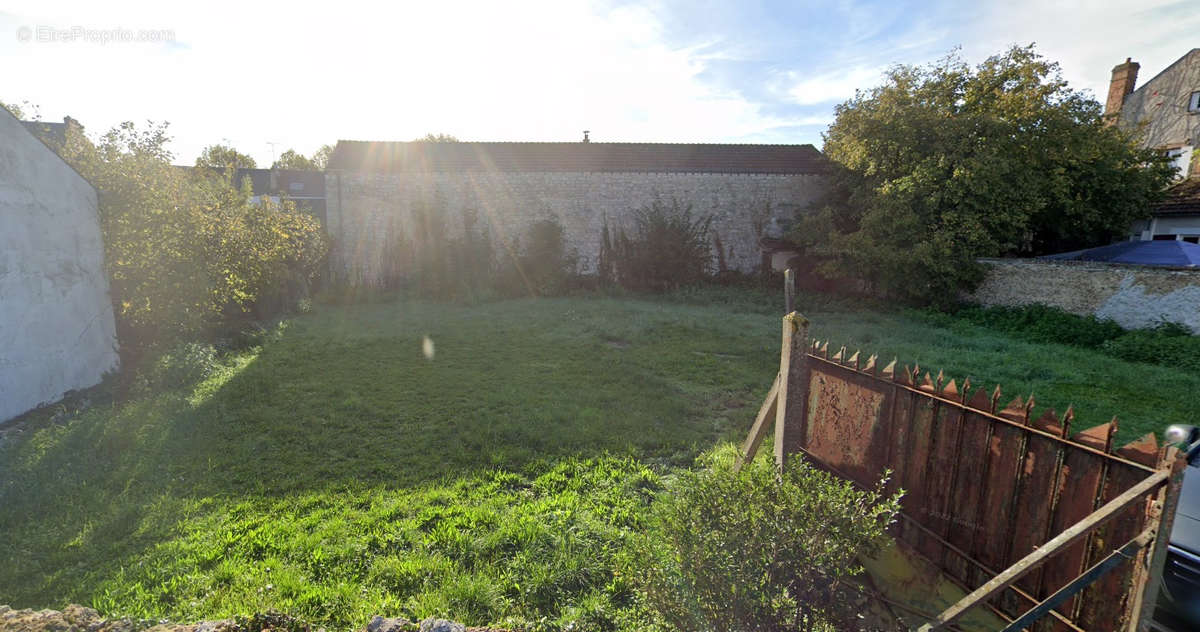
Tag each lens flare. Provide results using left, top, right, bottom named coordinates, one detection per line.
left=422, top=335, right=435, bottom=360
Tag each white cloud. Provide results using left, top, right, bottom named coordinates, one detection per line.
left=2, top=0, right=1193, bottom=162
left=956, top=0, right=1200, bottom=103
left=785, top=66, right=889, bottom=105
left=0, top=0, right=791, bottom=164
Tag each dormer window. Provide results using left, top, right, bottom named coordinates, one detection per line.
left=1190, top=91, right=1200, bottom=113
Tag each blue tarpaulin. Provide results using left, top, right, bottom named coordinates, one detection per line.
left=1041, top=240, right=1200, bottom=267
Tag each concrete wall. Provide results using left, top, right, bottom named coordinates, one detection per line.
left=325, top=171, right=825, bottom=285
left=1118, top=49, right=1200, bottom=177
left=968, top=258, right=1200, bottom=332
left=0, top=109, right=119, bottom=421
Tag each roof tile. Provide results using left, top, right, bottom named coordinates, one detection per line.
left=327, top=141, right=826, bottom=175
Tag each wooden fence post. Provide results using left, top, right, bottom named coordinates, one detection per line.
left=1128, top=445, right=1187, bottom=631
left=774, top=312, right=810, bottom=472
left=784, top=268, right=795, bottom=314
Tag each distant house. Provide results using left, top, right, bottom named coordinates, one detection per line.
left=230, top=168, right=327, bottom=223
left=1129, top=178, right=1200, bottom=243
left=1106, top=50, right=1200, bottom=242
left=1105, top=49, right=1200, bottom=178
left=20, top=116, right=82, bottom=147
left=182, top=167, right=328, bottom=223
left=323, top=140, right=828, bottom=285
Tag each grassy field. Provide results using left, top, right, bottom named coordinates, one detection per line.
left=1, top=287, right=1196, bottom=630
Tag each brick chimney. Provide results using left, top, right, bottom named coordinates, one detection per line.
left=1104, top=58, right=1140, bottom=120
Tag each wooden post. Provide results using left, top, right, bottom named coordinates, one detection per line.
left=774, top=312, right=810, bottom=472
left=784, top=268, right=796, bottom=314
left=1129, top=446, right=1187, bottom=631
left=734, top=373, right=780, bottom=472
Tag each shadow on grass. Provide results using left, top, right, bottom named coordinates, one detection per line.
left=0, top=295, right=781, bottom=613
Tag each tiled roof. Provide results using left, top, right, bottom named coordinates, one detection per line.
left=21, top=120, right=68, bottom=146
left=1153, top=178, right=1200, bottom=216
left=326, top=141, right=827, bottom=174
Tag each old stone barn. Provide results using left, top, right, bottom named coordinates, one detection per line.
left=323, top=141, right=827, bottom=285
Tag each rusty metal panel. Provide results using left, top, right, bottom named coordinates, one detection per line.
left=774, top=339, right=1172, bottom=631
left=1076, top=434, right=1159, bottom=629
left=920, top=403, right=963, bottom=563
left=900, top=397, right=938, bottom=549
left=945, top=410, right=994, bottom=587
left=972, top=420, right=1026, bottom=576
left=1008, top=433, right=1064, bottom=595
left=803, top=365, right=890, bottom=487
left=886, top=387, right=917, bottom=502
left=1038, top=422, right=1111, bottom=622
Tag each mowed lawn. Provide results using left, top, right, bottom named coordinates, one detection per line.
left=1, top=288, right=1196, bottom=630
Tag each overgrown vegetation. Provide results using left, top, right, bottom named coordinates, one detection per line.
left=375, top=208, right=575, bottom=299
left=610, top=198, right=714, bottom=291
left=793, top=45, right=1175, bottom=305
left=28, top=118, right=328, bottom=353
left=632, top=450, right=900, bottom=631
left=3, top=289, right=1197, bottom=631
left=920, top=304, right=1200, bottom=372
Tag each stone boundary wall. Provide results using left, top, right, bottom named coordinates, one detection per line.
left=968, top=258, right=1200, bottom=332
left=325, top=171, right=825, bottom=285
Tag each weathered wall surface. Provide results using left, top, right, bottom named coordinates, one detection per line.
left=0, top=110, right=119, bottom=422
left=1118, top=49, right=1200, bottom=176
left=325, top=171, right=824, bottom=285
left=969, top=258, right=1200, bottom=332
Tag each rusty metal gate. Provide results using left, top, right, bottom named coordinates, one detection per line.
left=737, top=309, right=1186, bottom=631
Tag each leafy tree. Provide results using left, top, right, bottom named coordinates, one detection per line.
left=1, top=99, right=37, bottom=119
left=271, top=148, right=318, bottom=170
left=311, top=144, right=334, bottom=169
left=794, top=45, right=1175, bottom=305
left=195, top=143, right=257, bottom=170
left=54, top=122, right=326, bottom=351
left=416, top=133, right=460, bottom=142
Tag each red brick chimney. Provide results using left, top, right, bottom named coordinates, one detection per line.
left=1104, top=57, right=1140, bottom=120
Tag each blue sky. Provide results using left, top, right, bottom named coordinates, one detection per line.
left=1, top=0, right=1196, bottom=165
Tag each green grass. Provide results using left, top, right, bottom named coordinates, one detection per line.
left=1, top=287, right=1196, bottom=630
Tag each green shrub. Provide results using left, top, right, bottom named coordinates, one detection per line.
left=949, top=304, right=1126, bottom=348
left=48, top=121, right=327, bottom=350
left=612, top=199, right=713, bottom=291
left=134, top=341, right=219, bottom=393
left=499, top=215, right=577, bottom=297
left=1101, top=327, right=1200, bottom=373
left=630, top=451, right=900, bottom=632
left=925, top=304, right=1200, bottom=373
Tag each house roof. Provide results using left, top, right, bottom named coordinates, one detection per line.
left=1128, top=48, right=1200, bottom=99
left=1153, top=178, right=1200, bottom=217
left=326, top=141, right=827, bottom=174
left=21, top=120, right=69, bottom=146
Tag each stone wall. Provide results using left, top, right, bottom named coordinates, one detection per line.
left=0, top=109, right=119, bottom=422
left=968, top=258, right=1200, bottom=332
left=325, top=171, right=825, bottom=285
